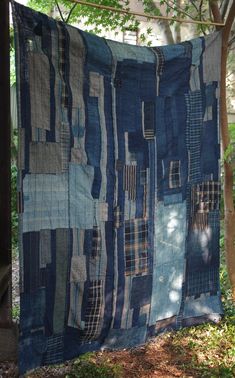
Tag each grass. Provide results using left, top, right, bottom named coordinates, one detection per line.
left=64, top=353, right=123, bottom=378
left=170, top=317, right=235, bottom=377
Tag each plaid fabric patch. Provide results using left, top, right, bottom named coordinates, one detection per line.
left=191, top=181, right=220, bottom=229
left=185, top=268, right=219, bottom=297
left=43, top=335, right=63, bottom=365
left=191, top=181, right=221, bottom=214
left=185, top=91, right=203, bottom=182
left=124, top=219, right=149, bottom=276
left=153, top=47, right=165, bottom=75
left=169, top=160, right=181, bottom=188
left=60, top=123, right=70, bottom=172
left=81, top=280, right=103, bottom=342
left=92, top=226, right=101, bottom=258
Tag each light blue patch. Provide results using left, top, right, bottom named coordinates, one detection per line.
left=106, top=39, right=155, bottom=63
left=69, top=163, right=94, bottom=229
left=190, top=37, right=203, bottom=66
left=183, top=294, right=223, bottom=318
left=103, top=326, right=147, bottom=349
left=149, top=201, right=187, bottom=324
left=23, top=173, right=69, bottom=232
left=149, top=260, right=184, bottom=324
left=164, top=192, right=183, bottom=205
left=154, top=201, right=187, bottom=265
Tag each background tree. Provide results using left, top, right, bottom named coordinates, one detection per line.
left=25, top=0, right=235, bottom=300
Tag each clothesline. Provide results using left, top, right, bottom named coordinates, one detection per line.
left=69, top=0, right=225, bottom=27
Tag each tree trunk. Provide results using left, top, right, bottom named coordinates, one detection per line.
left=0, top=0, right=12, bottom=327
left=174, top=0, right=181, bottom=43
left=204, top=0, right=235, bottom=300
left=221, top=30, right=235, bottom=302
left=158, top=19, right=175, bottom=44
left=145, top=0, right=175, bottom=44
left=210, top=0, right=235, bottom=301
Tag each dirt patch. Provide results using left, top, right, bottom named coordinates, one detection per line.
left=0, top=335, right=198, bottom=378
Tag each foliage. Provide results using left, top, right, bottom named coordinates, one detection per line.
left=227, top=51, right=235, bottom=112
left=170, top=318, right=235, bottom=377
left=26, top=0, right=233, bottom=42
left=12, top=303, right=20, bottom=322
left=27, top=0, right=138, bottom=36
left=10, top=27, right=16, bottom=85
left=228, top=123, right=235, bottom=169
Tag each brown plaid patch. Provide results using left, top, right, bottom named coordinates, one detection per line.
left=191, top=181, right=221, bottom=229
left=124, top=219, right=149, bottom=276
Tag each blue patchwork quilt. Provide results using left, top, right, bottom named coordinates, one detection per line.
left=12, top=1, right=223, bottom=374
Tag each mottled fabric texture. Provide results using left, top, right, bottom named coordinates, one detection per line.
left=12, top=2, right=223, bottom=374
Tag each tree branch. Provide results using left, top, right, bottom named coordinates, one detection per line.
left=55, top=0, right=66, bottom=23
left=65, top=3, right=77, bottom=23
left=221, top=0, right=230, bottom=20
left=209, top=0, right=223, bottom=30
left=164, top=0, right=195, bottom=20
left=190, top=1, right=199, bottom=13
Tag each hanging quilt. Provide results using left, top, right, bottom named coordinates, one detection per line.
left=12, top=1, right=223, bottom=374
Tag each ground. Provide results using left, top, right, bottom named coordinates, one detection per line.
left=0, top=320, right=234, bottom=377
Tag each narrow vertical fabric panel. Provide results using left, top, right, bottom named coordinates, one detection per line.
left=12, top=2, right=223, bottom=374
left=28, top=52, right=50, bottom=131
left=53, top=229, right=69, bottom=334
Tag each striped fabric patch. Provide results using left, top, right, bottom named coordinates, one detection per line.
left=123, top=164, right=137, bottom=201
left=185, top=91, right=203, bottom=183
